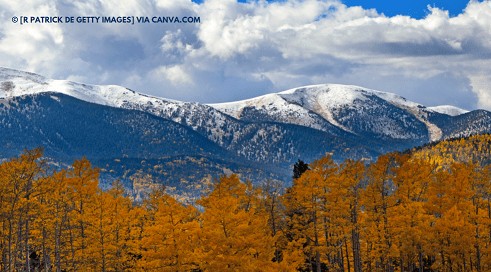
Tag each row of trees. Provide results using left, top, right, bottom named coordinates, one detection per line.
left=0, top=148, right=490, bottom=271
left=287, top=155, right=491, bottom=272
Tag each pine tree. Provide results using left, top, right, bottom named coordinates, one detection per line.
left=293, top=159, right=310, bottom=180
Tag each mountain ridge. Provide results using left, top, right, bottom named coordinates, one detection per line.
left=210, top=84, right=461, bottom=142
left=0, top=67, right=490, bottom=192
left=1, top=67, right=487, bottom=147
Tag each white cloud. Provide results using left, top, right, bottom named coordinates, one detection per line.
left=155, top=0, right=197, bottom=11
left=152, top=65, right=193, bottom=86
left=0, top=0, right=64, bottom=72
left=470, top=74, right=491, bottom=109
left=0, top=0, right=491, bottom=109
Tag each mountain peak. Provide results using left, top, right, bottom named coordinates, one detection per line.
left=278, top=84, right=369, bottom=109
left=212, top=83, right=427, bottom=115
left=210, top=83, right=472, bottom=142
left=0, top=67, right=469, bottom=119
left=0, top=67, right=47, bottom=83
left=428, top=105, right=469, bottom=116
left=0, top=67, right=185, bottom=109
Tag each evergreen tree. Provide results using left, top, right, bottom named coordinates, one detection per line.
left=293, top=159, right=309, bottom=180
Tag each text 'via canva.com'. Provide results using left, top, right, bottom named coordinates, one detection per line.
left=11, top=16, right=201, bottom=25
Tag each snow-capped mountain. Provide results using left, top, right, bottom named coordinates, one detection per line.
left=0, top=67, right=251, bottom=149
left=0, top=67, right=490, bottom=190
left=210, top=84, right=471, bottom=142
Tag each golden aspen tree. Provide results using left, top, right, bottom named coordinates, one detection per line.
left=361, top=154, right=398, bottom=271
left=77, top=181, right=134, bottom=272
left=0, top=148, right=44, bottom=272
left=313, top=155, right=344, bottom=271
left=139, top=187, right=200, bottom=271
left=259, top=179, right=288, bottom=266
left=426, top=163, right=475, bottom=271
left=30, top=171, right=66, bottom=271
left=283, top=166, right=326, bottom=272
left=391, top=158, right=435, bottom=271
left=447, top=162, right=490, bottom=272
left=283, top=154, right=344, bottom=272
left=126, top=204, right=147, bottom=270
left=198, top=174, right=277, bottom=272
left=24, top=169, right=74, bottom=272
left=475, top=164, right=491, bottom=272
left=337, top=159, right=365, bottom=272
left=84, top=190, right=119, bottom=271
left=64, top=158, right=99, bottom=271
left=105, top=181, right=137, bottom=271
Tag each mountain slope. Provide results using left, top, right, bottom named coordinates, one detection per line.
left=0, top=93, right=230, bottom=159
left=0, top=68, right=381, bottom=163
left=0, top=67, right=490, bottom=192
left=0, top=67, right=242, bottom=149
left=210, top=84, right=473, bottom=143
left=0, top=92, right=296, bottom=192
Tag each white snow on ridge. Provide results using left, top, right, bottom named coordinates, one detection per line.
left=0, top=67, right=470, bottom=142
left=210, top=84, right=375, bottom=132
left=212, top=83, right=424, bottom=116
left=210, top=84, right=455, bottom=141
left=279, top=85, right=370, bottom=131
left=211, top=84, right=429, bottom=133
left=210, top=92, right=329, bottom=131
left=0, top=67, right=471, bottom=119
left=0, top=67, right=183, bottom=109
left=0, top=67, right=241, bottom=147
left=428, top=105, right=469, bottom=116
left=278, top=84, right=368, bottom=108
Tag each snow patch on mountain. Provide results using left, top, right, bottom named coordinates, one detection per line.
left=209, top=92, right=331, bottom=131
left=361, top=90, right=445, bottom=141
left=278, top=84, right=368, bottom=109
left=212, top=84, right=443, bottom=140
left=211, top=84, right=377, bottom=133
left=380, top=98, right=442, bottom=142
left=428, top=105, right=469, bottom=116
left=279, top=85, right=369, bottom=132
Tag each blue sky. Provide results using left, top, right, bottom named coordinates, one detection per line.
left=1, top=0, right=491, bottom=110
left=193, top=0, right=474, bottom=18
left=341, top=0, right=473, bottom=18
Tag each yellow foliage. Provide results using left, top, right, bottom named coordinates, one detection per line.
left=0, top=142, right=490, bottom=271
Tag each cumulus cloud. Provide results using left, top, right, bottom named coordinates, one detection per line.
left=470, top=74, right=491, bottom=109
left=152, top=65, right=194, bottom=86
left=0, top=0, right=64, bottom=71
left=0, top=0, right=491, bottom=109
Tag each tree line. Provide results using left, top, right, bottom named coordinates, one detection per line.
left=0, top=146, right=490, bottom=271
